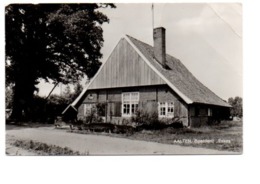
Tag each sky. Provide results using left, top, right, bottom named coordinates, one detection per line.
left=37, top=3, right=242, bottom=101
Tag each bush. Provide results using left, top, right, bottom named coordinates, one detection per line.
left=132, top=110, right=166, bottom=130
left=131, top=110, right=158, bottom=125
left=167, top=117, right=184, bottom=129
left=113, top=125, right=135, bottom=135
left=84, top=107, right=104, bottom=124
left=168, top=122, right=183, bottom=129
left=132, top=110, right=185, bottom=130
left=88, top=123, right=115, bottom=132
left=96, top=103, right=106, bottom=116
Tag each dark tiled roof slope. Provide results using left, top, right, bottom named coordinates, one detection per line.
left=127, top=35, right=230, bottom=107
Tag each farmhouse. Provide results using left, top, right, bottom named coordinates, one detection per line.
left=63, top=27, right=231, bottom=127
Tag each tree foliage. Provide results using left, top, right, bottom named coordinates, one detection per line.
left=23, top=83, right=83, bottom=123
left=60, top=83, right=83, bottom=104
left=5, top=4, right=115, bottom=120
left=228, top=96, right=243, bottom=118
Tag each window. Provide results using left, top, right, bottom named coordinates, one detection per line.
left=158, top=102, right=174, bottom=118
left=122, top=92, right=139, bottom=117
left=168, top=102, right=174, bottom=117
left=208, top=108, right=212, bottom=116
left=159, top=102, right=166, bottom=116
left=123, top=103, right=130, bottom=115
left=131, top=104, right=138, bottom=114
left=84, top=103, right=94, bottom=116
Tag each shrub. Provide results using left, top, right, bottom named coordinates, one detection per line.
left=96, top=103, right=106, bottom=116
left=85, top=106, right=104, bottom=124
left=113, top=125, right=135, bottom=135
left=166, top=117, right=184, bottom=129
left=132, top=110, right=158, bottom=125
left=132, top=110, right=186, bottom=130
left=132, top=110, right=166, bottom=130
left=88, top=123, right=115, bottom=132
left=168, top=122, right=183, bottom=129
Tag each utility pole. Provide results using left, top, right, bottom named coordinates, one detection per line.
left=152, top=3, right=154, bottom=29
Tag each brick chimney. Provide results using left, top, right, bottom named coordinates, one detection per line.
left=153, top=27, right=166, bottom=68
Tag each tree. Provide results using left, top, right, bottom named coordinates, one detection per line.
left=70, top=83, right=83, bottom=104
left=5, top=4, right=116, bottom=120
left=62, top=85, right=72, bottom=100
left=61, top=83, right=83, bottom=104
left=228, top=96, right=243, bottom=118
left=5, top=84, right=13, bottom=109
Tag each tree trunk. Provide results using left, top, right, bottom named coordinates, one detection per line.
left=10, top=78, right=36, bottom=122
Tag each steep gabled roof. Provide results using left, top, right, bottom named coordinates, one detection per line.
left=126, top=35, right=230, bottom=107
left=63, top=34, right=230, bottom=114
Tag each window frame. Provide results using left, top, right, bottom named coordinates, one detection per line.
left=158, top=102, right=174, bottom=118
left=84, top=103, right=94, bottom=116
left=167, top=102, right=174, bottom=117
left=122, top=92, right=139, bottom=117
left=159, top=102, right=167, bottom=117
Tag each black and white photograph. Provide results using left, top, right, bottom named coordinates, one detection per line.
left=5, top=3, right=242, bottom=156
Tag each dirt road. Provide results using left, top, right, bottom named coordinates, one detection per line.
left=6, top=125, right=234, bottom=155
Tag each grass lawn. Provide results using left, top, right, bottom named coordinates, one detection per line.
left=126, top=121, right=242, bottom=152
left=71, top=120, right=242, bottom=153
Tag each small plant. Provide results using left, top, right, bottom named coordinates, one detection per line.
left=131, top=110, right=164, bottom=130
left=96, top=103, right=106, bottom=116
left=12, top=140, right=80, bottom=155
left=113, top=124, right=134, bottom=135
left=131, top=110, right=149, bottom=124
left=85, top=106, right=104, bottom=124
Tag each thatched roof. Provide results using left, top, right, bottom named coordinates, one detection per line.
left=126, top=35, right=230, bottom=107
